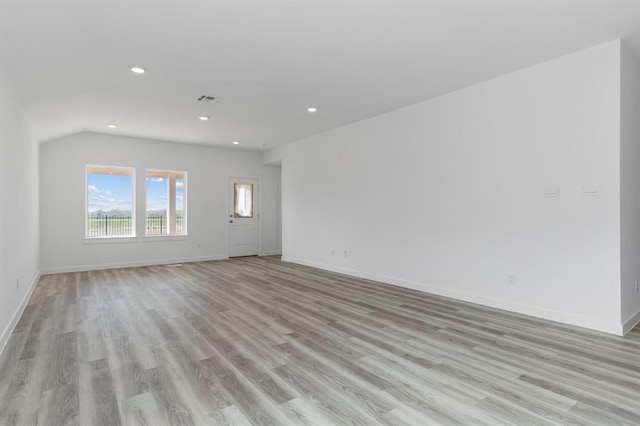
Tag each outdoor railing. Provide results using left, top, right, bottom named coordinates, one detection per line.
left=87, top=215, right=132, bottom=237
left=87, top=215, right=184, bottom=237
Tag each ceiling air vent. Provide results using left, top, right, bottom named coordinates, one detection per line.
left=197, top=95, right=218, bottom=103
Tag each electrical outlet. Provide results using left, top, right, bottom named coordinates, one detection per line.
left=507, top=274, right=516, bottom=285
left=636, top=279, right=639, bottom=293
left=16, top=278, right=20, bottom=290
left=331, top=248, right=335, bottom=256
left=343, top=250, right=348, bottom=258
left=197, top=243, right=202, bottom=249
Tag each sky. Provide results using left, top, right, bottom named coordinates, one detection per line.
left=146, top=177, right=185, bottom=212
left=87, top=173, right=184, bottom=213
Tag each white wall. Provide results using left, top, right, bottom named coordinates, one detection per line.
left=40, top=132, right=281, bottom=273
left=0, top=67, right=40, bottom=353
left=280, top=40, right=624, bottom=334
left=620, top=42, right=640, bottom=332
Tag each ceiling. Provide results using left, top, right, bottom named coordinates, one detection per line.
left=1, top=0, right=640, bottom=151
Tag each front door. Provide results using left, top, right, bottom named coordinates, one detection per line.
left=229, top=177, right=259, bottom=257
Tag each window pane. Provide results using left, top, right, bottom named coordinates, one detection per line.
left=146, top=171, right=186, bottom=236
left=146, top=176, right=168, bottom=235
left=87, top=168, right=134, bottom=237
left=234, top=183, right=253, bottom=218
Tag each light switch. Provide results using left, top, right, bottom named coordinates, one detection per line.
left=582, top=183, right=598, bottom=197
left=544, top=185, right=559, bottom=198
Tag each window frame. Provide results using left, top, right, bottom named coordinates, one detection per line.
left=85, top=164, right=136, bottom=240
left=144, top=169, right=188, bottom=237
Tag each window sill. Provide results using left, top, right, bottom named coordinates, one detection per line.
left=83, top=236, right=138, bottom=244
left=142, top=235, right=189, bottom=242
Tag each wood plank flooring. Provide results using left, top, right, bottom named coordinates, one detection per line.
left=1, top=256, right=639, bottom=425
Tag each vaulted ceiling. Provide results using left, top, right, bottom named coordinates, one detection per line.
left=2, top=0, right=640, bottom=150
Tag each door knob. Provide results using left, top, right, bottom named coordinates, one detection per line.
left=229, top=220, right=234, bottom=223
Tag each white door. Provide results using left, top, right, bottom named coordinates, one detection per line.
left=229, top=177, right=259, bottom=257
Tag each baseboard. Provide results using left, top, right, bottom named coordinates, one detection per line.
left=40, top=255, right=229, bottom=275
left=622, top=310, right=640, bottom=335
left=259, top=250, right=282, bottom=256
left=282, top=256, right=624, bottom=336
left=0, top=272, right=40, bottom=357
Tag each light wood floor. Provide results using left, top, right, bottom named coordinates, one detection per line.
left=1, top=256, right=639, bottom=425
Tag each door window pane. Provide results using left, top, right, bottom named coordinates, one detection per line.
left=234, top=183, right=253, bottom=218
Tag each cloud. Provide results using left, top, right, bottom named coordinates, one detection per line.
left=105, top=191, right=112, bottom=195
left=176, top=181, right=184, bottom=188
left=88, top=194, right=132, bottom=212
left=148, top=177, right=164, bottom=183
left=88, top=185, right=99, bottom=193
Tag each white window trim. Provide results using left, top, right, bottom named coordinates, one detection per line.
left=142, top=235, right=190, bottom=242
left=83, top=236, right=139, bottom=244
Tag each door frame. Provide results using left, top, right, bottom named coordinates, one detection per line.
left=228, top=176, right=262, bottom=257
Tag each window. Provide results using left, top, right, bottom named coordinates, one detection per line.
left=86, top=165, right=135, bottom=238
left=146, top=170, right=187, bottom=235
left=234, top=183, right=254, bottom=218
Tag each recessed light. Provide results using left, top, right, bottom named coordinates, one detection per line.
left=198, top=115, right=209, bottom=121
left=232, top=141, right=240, bottom=145
left=130, top=66, right=146, bottom=74
left=106, top=123, right=117, bottom=129
left=307, top=107, right=318, bottom=112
